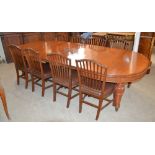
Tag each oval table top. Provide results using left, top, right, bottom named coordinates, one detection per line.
left=20, top=41, right=150, bottom=83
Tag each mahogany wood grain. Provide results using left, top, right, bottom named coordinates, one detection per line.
left=19, top=41, right=150, bottom=110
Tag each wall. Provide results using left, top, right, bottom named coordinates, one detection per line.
left=0, top=37, right=6, bottom=61
left=133, top=32, right=141, bottom=52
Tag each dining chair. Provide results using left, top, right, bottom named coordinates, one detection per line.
left=22, top=32, right=42, bottom=44
left=76, top=59, right=115, bottom=120
left=47, top=53, right=79, bottom=108
left=124, top=40, right=134, bottom=51
left=9, top=44, right=31, bottom=89
left=0, top=81, right=10, bottom=120
left=108, top=39, right=127, bottom=49
left=42, top=32, right=56, bottom=41
left=86, top=36, right=107, bottom=46
left=106, top=34, right=134, bottom=50
left=70, top=36, right=82, bottom=43
left=108, top=39, right=133, bottom=88
left=23, top=48, right=52, bottom=96
left=56, top=34, right=69, bottom=42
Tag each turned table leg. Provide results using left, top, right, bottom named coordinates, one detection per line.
left=0, top=88, right=10, bottom=120
left=113, top=83, right=125, bottom=111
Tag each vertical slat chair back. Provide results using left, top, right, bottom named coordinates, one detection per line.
left=76, top=59, right=107, bottom=97
left=108, top=39, right=126, bottom=49
left=70, top=36, right=82, bottom=43
left=47, top=54, right=71, bottom=83
left=86, top=37, right=107, bottom=46
left=124, top=41, right=133, bottom=51
left=9, top=44, right=25, bottom=70
left=56, top=35, right=68, bottom=42
left=23, top=48, right=43, bottom=75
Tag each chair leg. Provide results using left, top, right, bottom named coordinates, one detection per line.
left=147, top=68, right=150, bottom=74
left=42, top=79, right=45, bottom=97
left=16, top=70, right=20, bottom=85
left=96, top=99, right=103, bottom=120
left=53, top=82, right=56, bottom=102
left=25, top=73, right=29, bottom=89
left=0, top=90, right=10, bottom=120
left=79, top=92, right=83, bottom=113
left=32, top=75, right=35, bottom=92
left=66, top=87, right=72, bottom=108
left=127, top=82, right=131, bottom=88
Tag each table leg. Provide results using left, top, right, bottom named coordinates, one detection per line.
left=0, top=88, right=10, bottom=120
left=113, top=83, right=125, bottom=111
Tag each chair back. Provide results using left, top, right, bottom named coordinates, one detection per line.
left=108, top=39, right=126, bottom=49
left=76, top=59, right=107, bottom=96
left=70, top=36, right=82, bottom=43
left=56, top=34, right=68, bottom=42
left=124, top=41, right=133, bottom=51
left=9, top=44, right=25, bottom=70
left=43, top=32, right=56, bottom=41
left=47, top=54, right=71, bottom=82
left=86, top=37, right=107, bottom=46
left=23, top=48, right=43, bottom=75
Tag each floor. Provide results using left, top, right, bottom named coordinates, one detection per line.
left=0, top=51, right=155, bottom=122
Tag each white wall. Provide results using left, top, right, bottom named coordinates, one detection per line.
left=0, top=37, right=6, bottom=60
left=133, top=32, right=141, bottom=52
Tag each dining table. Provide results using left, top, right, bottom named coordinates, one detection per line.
left=20, top=40, right=150, bottom=111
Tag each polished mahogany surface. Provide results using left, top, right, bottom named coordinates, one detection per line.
left=20, top=41, right=149, bottom=83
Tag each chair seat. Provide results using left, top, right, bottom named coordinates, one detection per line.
left=81, top=82, right=115, bottom=98
left=53, top=70, right=78, bottom=87
left=43, top=63, right=52, bottom=78
left=32, top=63, right=52, bottom=79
